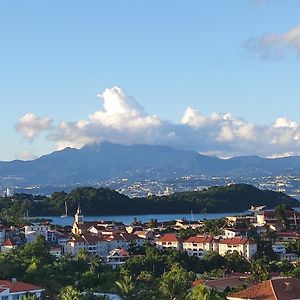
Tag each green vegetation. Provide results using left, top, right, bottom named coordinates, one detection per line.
left=3, top=237, right=299, bottom=300
left=0, top=184, right=298, bottom=220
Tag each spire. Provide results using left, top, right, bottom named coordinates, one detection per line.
left=74, top=201, right=84, bottom=224
left=77, top=201, right=81, bottom=215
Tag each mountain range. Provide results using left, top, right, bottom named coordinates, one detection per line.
left=1, top=142, right=300, bottom=187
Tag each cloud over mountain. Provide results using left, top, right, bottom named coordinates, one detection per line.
left=16, top=87, right=300, bottom=158
left=16, top=113, right=53, bottom=141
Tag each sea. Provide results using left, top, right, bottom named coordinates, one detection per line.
left=35, top=211, right=250, bottom=226
left=35, top=207, right=300, bottom=226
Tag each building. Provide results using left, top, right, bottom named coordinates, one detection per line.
left=105, top=248, right=129, bottom=268
left=218, top=237, right=257, bottom=259
left=155, top=233, right=182, bottom=251
left=0, top=225, right=7, bottom=244
left=134, top=230, right=154, bottom=241
left=277, top=231, right=300, bottom=242
left=50, top=245, right=63, bottom=258
left=1, top=238, right=17, bottom=253
left=257, top=209, right=300, bottom=228
left=0, top=279, right=44, bottom=300
left=24, top=223, right=51, bottom=242
left=182, top=235, right=217, bottom=258
left=65, top=234, right=108, bottom=257
left=227, top=278, right=300, bottom=300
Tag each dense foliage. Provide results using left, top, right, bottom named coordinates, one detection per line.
left=2, top=237, right=300, bottom=300
left=0, top=184, right=298, bottom=220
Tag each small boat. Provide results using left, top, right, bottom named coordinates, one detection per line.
left=60, top=201, right=68, bottom=218
left=249, top=205, right=266, bottom=212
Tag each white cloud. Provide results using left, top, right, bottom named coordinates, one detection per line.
left=245, top=25, right=300, bottom=59
left=19, top=86, right=300, bottom=158
left=15, top=113, right=52, bottom=141
left=49, top=86, right=162, bottom=150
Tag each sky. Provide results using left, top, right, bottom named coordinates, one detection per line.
left=1, top=0, right=300, bottom=161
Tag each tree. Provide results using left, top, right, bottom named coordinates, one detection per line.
left=115, top=274, right=137, bottom=300
left=275, top=204, right=291, bottom=230
left=159, top=263, right=194, bottom=300
left=59, top=286, right=82, bottom=300
left=186, top=283, right=225, bottom=300
left=21, top=294, right=39, bottom=300
left=248, top=258, right=270, bottom=284
left=224, top=252, right=250, bottom=273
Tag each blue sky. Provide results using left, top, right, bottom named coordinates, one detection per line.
left=1, top=1, right=300, bottom=161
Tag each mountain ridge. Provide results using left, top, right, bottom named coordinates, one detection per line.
left=1, top=142, right=300, bottom=187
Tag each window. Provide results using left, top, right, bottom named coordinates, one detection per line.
left=1, top=296, right=9, bottom=300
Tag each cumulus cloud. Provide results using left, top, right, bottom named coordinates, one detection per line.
left=15, top=113, right=52, bottom=141
left=19, top=86, right=300, bottom=158
left=245, top=25, right=300, bottom=59
left=48, top=87, right=162, bottom=150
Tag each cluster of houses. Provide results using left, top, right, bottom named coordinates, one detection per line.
left=1, top=205, right=300, bottom=299
left=1, top=206, right=300, bottom=265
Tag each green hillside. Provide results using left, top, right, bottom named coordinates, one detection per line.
left=0, top=184, right=299, bottom=221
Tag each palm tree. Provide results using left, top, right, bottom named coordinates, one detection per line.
left=186, top=283, right=225, bottom=300
left=115, top=274, right=137, bottom=300
left=59, top=286, right=82, bottom=300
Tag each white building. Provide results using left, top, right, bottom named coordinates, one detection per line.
left=105, top=248, right=129, bottom=268
left=182, top=235, right=217, bottom=258
left=155, top=233, right=182, bottom=251
left=272, top=243, right=287, bottom=255
left=0, top=280, right=44, bottom=300
left=218, top=237, right=257, bottom=259
left=24, top=223, right=51, bottom=242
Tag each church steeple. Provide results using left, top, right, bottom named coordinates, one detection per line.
left=74, top=202, right=84, bottom=224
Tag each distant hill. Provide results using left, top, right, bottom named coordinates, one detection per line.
left=1, top=142, right=300, bottom=186
left=1, top=184, right=298, bottom=218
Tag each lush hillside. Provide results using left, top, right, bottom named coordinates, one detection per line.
left=0, top=184, right=299, bottom=221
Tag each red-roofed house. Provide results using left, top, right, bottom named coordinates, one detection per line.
left=0, top=279, right=44, bottom=300
left=257, top=209, right=300, bottom=229
left=155, top=233, right=182, bottom=251
left=227, top=277, right=300, bottom=300
left=105, top=248, right=130, bottom=268
left=277, top=231, right=300, bottom=242
left=218, top=237, right=257, bottom=259
left=182, top=235, right=217, bottom=258
left=1, top=238, right=17, bottom=253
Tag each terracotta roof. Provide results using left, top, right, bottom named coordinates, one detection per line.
left=2, top=238, right=16, bottom=247
left=183, top=235, right=214, bottom=244
left=228, top=278, right=300, bottom=300
left=192, top=278, right=204, bottom=287
left=109, top=248, right=129, bottom=257
left=205, top=276, right=249, bottom=291
left=70, top=235, right=85, bottom=243
left=0, top=280, right=44, bottom=293
left=107, top=232, right=139, bottom=242
left=220, top=237, right=254, bottom=245
left=156, top=233, right=181, bottom=243
left=277, top=231, right=300, bottom=238
left=82, top=234, right=105, bottom=243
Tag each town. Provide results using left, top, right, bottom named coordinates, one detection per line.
left=1, top=200, right=300, bottom=299
left=3, top=173, right=300, bottom=199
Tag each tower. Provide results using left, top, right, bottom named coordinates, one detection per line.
left=74, top=203, right=84, bottom=224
